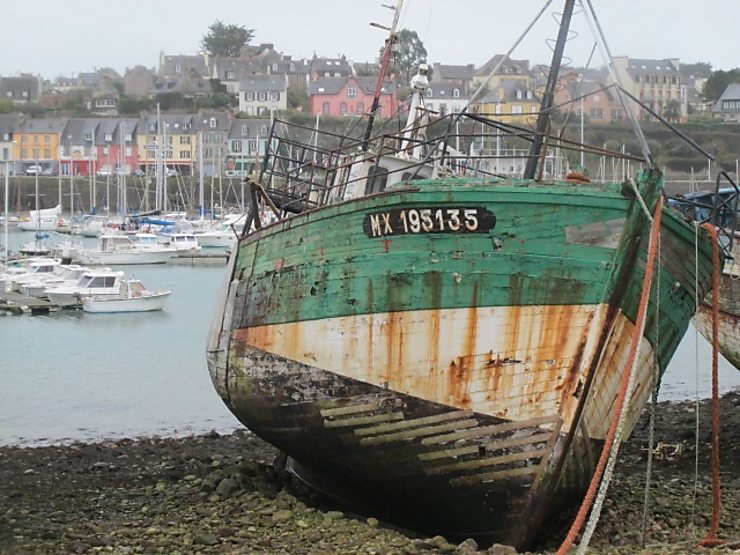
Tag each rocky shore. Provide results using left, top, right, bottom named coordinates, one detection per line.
left=1, top=391, right=738, bottom=555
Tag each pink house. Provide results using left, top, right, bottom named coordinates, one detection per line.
left=308, top=76, right=398, bottom=118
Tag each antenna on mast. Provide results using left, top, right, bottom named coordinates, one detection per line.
left=361, top=0, right=404, bottom=152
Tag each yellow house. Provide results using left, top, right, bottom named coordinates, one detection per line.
left=472, top=80, right=540, bottom=126
left=15, top=118, right=66, bottom=169
left=472, top=55, right=532, bottom=91
left=137, top=114, right=197, bottom=174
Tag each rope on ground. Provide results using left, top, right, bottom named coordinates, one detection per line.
left=698, top=223, right=724, bottom=548
left=557, top=195, right=664, bottom=555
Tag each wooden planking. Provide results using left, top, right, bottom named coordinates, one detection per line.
left=422, top=414, right=558, bottom=446
left=426, top=447, right=549, bottom=476
left=355, top=409, right=473, bottom=437
left=359, top=419, right=479, bottom=446
left=421, top=431, right=552, bottom=462
left=324, top=412, right=404, bottom=428
left=451, top=464, right=540, bottom=486
left=320, top=401, right=384, bottom=418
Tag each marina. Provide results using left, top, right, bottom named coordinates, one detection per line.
left=1, top=0, right=738, bottom=552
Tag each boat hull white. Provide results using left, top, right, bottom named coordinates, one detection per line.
left=82, top=291, right=171, bottom=313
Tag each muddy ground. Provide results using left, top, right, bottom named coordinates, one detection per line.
left=1, top=391, right=738, bottom=555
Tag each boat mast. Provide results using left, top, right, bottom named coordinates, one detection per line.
left=361, top=0, right=404, bottom=152
left=524, top=0, right=577, bottom=180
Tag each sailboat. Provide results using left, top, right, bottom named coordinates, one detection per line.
left=206, top=0, right=718, bottom=549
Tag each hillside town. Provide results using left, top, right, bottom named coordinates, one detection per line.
left=0, top=30, right=738, bottom=179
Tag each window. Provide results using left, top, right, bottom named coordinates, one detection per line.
left=248, top=139, right=258, bottom=152
left=495, top=104, right=502, bottom=114
left=258, top=92, right=267, bottom=101
left=33, top=135, right=38, bottom=143
left=241, top=125, right=249, bottom=136
left=272, top=63, right=278, bottom=72
left=526, top=90, right=533, bottom=99
left=247, top=92, right=255, bottom=101
left=95, top=99, right=115, bottom=107
left=271, top=91, right=279, bottom=101
left=356, top=102, right=364, bottom=114
left=22, top=90, right=28, bottom=98
left=590, top=108, right=603, bottom=120
left=289, top=63, right=295, bottom=71
left=225, top=71, right=234, bottom=80
left=103, top=146, right=109, bottom=155
left=175, top=64, right=181, bottom=73
left=322, top=102, right=330, bottom=115
left=230, top=140, right=242, bottom=152
left=125, top=146, right=132, bottom=156
left=347, top=86, right=357, bottom=99
left=5, top=91, right=12, bottom=97
left=180, top=150, right=190, bottom=158
left=20, top=148, right=27, bottom=158
left=516, top=90, right=523, bottom=100
left=340, top=102, right=347, bottom=115
left=44, top=148, right=51, bottom=158
left=426, top=88, right=433, bottom=97
left=453, top=89, right=460, bottom=98
left=209, top=117, right=216, bottom=128
left=104, top=133, right=113, bottom=142
left=512, top=105, right=523, bottom=114
left=260, top=126, right=268, bottom=135
left=180, top=136, right=191, bottom=144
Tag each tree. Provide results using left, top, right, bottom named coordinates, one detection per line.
left=380, top=29, right=427, bottom=86
left=201, top=21, right=255, bottom=57
left=679, top=61, right=712, bottom=79
left=662, top=99, right=681, bottom=123
left=702, top=68, right=740, bottom=103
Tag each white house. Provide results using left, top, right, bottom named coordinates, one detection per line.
left=238, top=76, right=287, bottom=116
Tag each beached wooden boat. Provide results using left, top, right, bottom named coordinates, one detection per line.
left=694, top=240, right=740, bottom=369
left=206, top=1, right=717, bottom=549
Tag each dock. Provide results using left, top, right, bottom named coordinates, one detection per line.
left=167, top=252, right=230, bottom=266
left=0, top=291, right=63, bottom=315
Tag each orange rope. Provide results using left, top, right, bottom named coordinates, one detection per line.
left=556, top=195, right=664, bottom=555
left=698, top=223, right=723, bottom=548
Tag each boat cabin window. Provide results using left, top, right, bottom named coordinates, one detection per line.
left=365, top=166, right=389, bottom=195
left=401, top=171, right=427, bottom=182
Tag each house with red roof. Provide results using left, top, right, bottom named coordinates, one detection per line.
left=308, top=76, right=398, bottom=118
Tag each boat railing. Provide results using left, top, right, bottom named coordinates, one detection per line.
left=257, top=113, right=646, bottom=214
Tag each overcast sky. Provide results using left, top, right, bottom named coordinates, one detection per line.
left=3, top=0, right=738, bottom=79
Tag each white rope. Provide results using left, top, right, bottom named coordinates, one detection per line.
left=641, top=226, right=662, bottom=545
left=628, top=178, right=653, bottom=222
left=576, top=208, right=660, bottom=554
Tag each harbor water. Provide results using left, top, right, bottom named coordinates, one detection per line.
left=1, top=229, right=738, bottom=447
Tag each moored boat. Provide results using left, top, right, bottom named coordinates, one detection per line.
left=44, top=268, right=123, bottom=307
left=77, top=234, right=176, bottom=265
left=81, top=278, right=172, bottom=313
left=206, top=1, right=718, bottom=549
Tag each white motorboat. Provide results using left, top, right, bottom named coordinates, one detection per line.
left=77, top=234, right=176, bottom=265
left=162, top=232, right=202, bottom=255
left=193, top=215, right=244, bottom=248
left=44, top=268, right=124, bottom=307
left=0, top=257, right=58, bottom=292
left=19, top=264, right=90, bottom=298
left=81, top=279, right=172, bottom=313
left=7, top=259, right=61, bottom=293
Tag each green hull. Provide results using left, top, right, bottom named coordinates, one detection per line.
left=207, top=169, right=715, bottom=547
